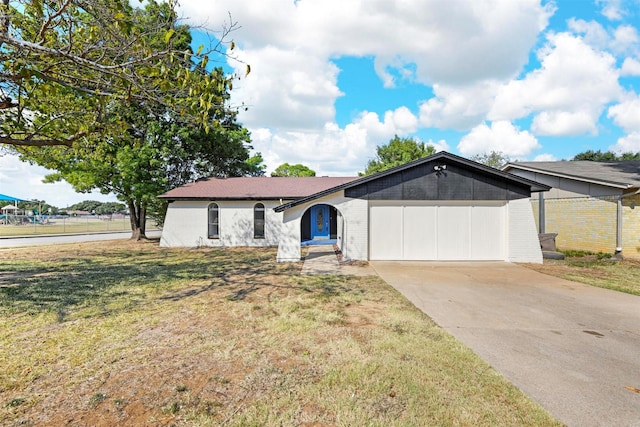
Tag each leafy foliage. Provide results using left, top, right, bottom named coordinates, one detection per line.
left=245, top=152, right=267, bottom=177
left=361, top=135, right=436, bottom=176
left=0, top=0, right=242, bottom=147
left=470, top=151, right=511, bottom=168
left=65, top=201, right=126, bottom=214
left=7, top=2, right=256, bottom=238
left=16, top=199, right=59, bottom=215
left=271, top=163, right=316, bottom=177
left=572, top=150, right=640, bottom=161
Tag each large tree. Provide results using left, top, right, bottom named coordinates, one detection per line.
left=362, top=135, right=436, bottom=176
left=18, top=93, right=258, bottom=238
left=0, top=0, right=241, bottom=148
left=573, top=150, right=640, bottom=161
left=8, top=1, right=257, bottom=239
left=271, top=163, right=316, bottom=177
left=470, top=151, right=511, bottom=168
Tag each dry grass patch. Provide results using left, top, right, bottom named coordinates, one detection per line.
left=0, top=240, right=559, bottom=426
left=524, top=254, right=640, bottom=296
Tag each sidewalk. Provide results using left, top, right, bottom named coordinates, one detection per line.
left=301, top=245, right=376, bottom=276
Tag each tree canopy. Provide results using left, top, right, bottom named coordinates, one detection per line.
left=64, top=200, right=126, bottom=214
left=0, top=0, right=243, bottom=148
left=470, top=151, right=511, bottom=168
left=271, top=163, right=316, bottom=177
left=361, top=136, right=436, bottom=176
left=5, top=1, right=259, bottom=239
left=572, top=150, right=640, bottom=161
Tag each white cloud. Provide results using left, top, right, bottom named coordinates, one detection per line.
left=611, top=24, right=639, bottom=53
left=181, top=0, right=552, bottom=85
left=0, top=154, right=116, bottom=208
left=489, top=32, right=621, bottom=136
left=230, top=47, right=343, bottom=129
left=567, top=19, right=610, bottom=49
left=457, top=121, right=540, bottom=157
left=419, top=81, right=502, bottom=131
left=609, top=132, right=640, bottom=153
left=425, top=139, right=450, bottom=153
left=532, top=110, right=598, bottom=135
left=597, top=0, right=625, bottom=20
left=250, top=107, right=422, bottom=175
left=533, top=153, right=558, bottom=161
left=621, top=57, right=640, bottom=76
left=180, top=0, right=553, bottom=135
left=607, top=94, right=640, bottom=132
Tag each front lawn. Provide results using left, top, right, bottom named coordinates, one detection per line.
left=0, top=240, right=559, bottom=426
left=525, top=254, right=640, bottom=296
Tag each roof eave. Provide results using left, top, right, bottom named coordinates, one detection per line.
left=503, top=163, right=633, bottom=190
left=160, top=196, right=297, bottom=201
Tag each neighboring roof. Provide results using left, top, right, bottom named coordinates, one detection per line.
left=158, top=176, right=358, bottom=200
left=503, top=161, right=640, bottom=190
left=275, top=151, right=550, bottom=212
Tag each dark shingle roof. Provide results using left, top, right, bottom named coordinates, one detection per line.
left=503, top=161, right=640, bottom=189
left=158, top=176, right=358, bottom=200
left=275, top=151, right=551, bottom=212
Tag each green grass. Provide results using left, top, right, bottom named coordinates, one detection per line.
left=0, top=218, right=158, bottom=236
left=0, top=241, right=560, bottom=426
left=527, top=255, right=640, bottom=296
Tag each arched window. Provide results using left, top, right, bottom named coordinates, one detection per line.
left=208, top=203, right=219, bottom=239
left=254, top=203, right=265, bottom=239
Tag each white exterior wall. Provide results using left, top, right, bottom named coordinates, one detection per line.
left=277, top=191, right=369, bottom=262
left=507, top=198, right=543, bottom=263
left=160, top=200, right=287, bottom=248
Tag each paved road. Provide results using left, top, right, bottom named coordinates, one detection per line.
left=372, top=261, right=640, bottom=427
left=0, top=230, right=162, bottom=247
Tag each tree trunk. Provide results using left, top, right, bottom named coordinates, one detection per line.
left=127, top=199, right=147, bottom=240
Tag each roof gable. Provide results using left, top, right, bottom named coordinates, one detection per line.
left=275, top=152, right=550, bottom=212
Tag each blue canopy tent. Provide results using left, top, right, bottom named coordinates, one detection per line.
left=0, top=193, right=27, bottom=203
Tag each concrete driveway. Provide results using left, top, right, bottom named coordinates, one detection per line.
left=371, top=261, right=640, bottom=427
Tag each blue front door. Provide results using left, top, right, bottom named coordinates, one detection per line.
left=310, top=205, right=330, bottom=239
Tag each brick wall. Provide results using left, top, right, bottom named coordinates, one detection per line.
left=622, top=194, right=640, bottom=257
left=530, top=195, right=640, bottom=257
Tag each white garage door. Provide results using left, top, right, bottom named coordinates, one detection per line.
left=369, top=201, right=506, bottom=261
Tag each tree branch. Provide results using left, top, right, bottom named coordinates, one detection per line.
left=0, top=131, right=88, bottom=147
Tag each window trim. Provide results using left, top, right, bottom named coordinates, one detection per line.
left=254, top=202, right=265, bottom=239
left=208, top=203, right=220, bottom=239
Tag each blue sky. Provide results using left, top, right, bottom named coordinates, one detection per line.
left=2, top=0, right=640, bottom=206
left=183, top=0, right=640, bottom=171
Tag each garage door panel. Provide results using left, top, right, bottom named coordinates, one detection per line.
left=437, top=206, right=471, bottom=260
left=369, top=202, right=505, bottom=261
left=370, top=206, right=403, bottom=260
left=403, top=206, right=437, bottom=260
left=471, top=205, right=505, bottom=260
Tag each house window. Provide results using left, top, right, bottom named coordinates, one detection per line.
left=254, top=203, right=265, bottom=239
left=208, top=203, right=219, bottom=239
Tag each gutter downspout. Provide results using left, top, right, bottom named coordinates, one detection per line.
left=538, top=192, right=545, bottom=234
left=616, top=190, right=640, bottom=258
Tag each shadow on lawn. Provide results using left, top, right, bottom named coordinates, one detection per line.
left=0, top=247, right=305, bottom=321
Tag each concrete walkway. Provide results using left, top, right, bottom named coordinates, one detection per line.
left=301, top=245, right=376, bottom=276
left=372, top=261, right=640, bottom=427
